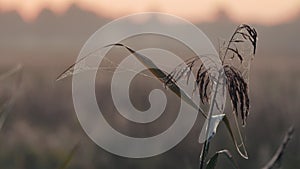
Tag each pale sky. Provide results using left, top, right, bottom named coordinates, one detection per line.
left=0, top=0, right=299, bottom=25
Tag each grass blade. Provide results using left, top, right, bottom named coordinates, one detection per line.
left=222, top=116, right=248, bottom=159
left=105, top=43, right=207, bottom=118
left=57, top=142, right=80, bottom=169
left=261, top=126, right=294, bottom=169
left=206, top=150, right=239, bottom=169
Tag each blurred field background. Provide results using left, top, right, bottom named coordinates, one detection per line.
left=0, top=1, right=300, bottom=169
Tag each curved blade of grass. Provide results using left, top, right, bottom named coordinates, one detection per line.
left=206, top=150, right=239, bottom=169
left=56, top=45, right=109, bottom=81
left=57, top=142, right=80, bottom=169
left=223, top=116, right=248, bottom=159
left=105, top=43, right=207, bottom=118
left=56, top=50, right=160, bottom=81
left=56, top=43, right=206, bottom=117
left=261, top=126, right=294, bottom=169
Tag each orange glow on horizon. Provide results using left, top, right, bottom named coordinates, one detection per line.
left=0, top=0, right=299, bottom=25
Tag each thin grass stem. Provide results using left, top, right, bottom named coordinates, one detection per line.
left=199, top=70, right=223, bottom=169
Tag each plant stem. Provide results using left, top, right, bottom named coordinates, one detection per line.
left=199, top=140, right=210, bottom=169
left=221, top=26, right=240, bottom=64
left=199, top=70, right=223, bottom=169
